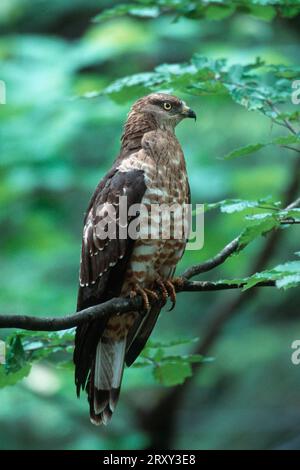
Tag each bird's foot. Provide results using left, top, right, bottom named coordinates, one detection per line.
left=155, top=277, right=184, bottom=311
left=129, top=285, right=159, bottom=312
left=154, top=279, right=169, bottom=306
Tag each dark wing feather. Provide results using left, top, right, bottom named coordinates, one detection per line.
left=74, top=167, right=146, bottom=396
left=125, top=303, right=161, bottom=367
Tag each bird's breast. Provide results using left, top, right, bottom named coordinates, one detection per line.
left=121, top=147, right=189, bottom=292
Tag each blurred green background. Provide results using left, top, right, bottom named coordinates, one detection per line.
left=0, top=0, right=300, bottom=450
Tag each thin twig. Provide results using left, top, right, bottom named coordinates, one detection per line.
left=281, top=145, right=300, bottom=154
left=181, top=237, right=240, bottom=280
left=182, top=195, right=300, bottom=280
left=266, top=100, right=298, bottom=136
left=286, top=197, right=300, bottom=210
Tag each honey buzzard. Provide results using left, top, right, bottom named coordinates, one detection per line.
left=74, top=93, right=196, bottom=424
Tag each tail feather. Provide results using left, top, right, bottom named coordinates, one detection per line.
left=89, top=337, right=126, bottom=425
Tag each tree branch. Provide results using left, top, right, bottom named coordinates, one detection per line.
left=286, top=196, right=300, bottom=210
left=182, top=237, right=240, bottom=280
left=0, top=279, right=275, bottom=331
left=266, top=100, right=298, bottom=136
left=281, top=145, right=300, bottom=154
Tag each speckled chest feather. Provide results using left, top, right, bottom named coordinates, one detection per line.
left=117, top=128, right=190, bottom=292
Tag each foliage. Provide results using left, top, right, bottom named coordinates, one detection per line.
left=94, top=0, right=300, bottom=23
left=84, top=54, right=300, bottom=174
left=245, top=259, right=300, bottom=289
left=0, top=332, right=208, bottom=388
left=223, top=135, right=300, bottom=159
left=131, top=338, right=211, bottom=385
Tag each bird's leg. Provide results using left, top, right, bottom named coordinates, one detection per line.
left=129, top=285, right=158, bottom=312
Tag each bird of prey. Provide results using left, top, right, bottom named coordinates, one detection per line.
left=74, top=93, right=196, bottom=425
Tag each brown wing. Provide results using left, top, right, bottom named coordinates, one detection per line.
left=74, top=167, right=147, bottom=396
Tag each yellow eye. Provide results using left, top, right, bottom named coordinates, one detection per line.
left=163, top=102, right=172, bottom=111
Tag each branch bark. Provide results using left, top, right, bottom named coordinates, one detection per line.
left=0, top=279, right=275, bottom=331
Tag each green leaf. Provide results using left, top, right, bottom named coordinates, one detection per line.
left=153, top=361, right=192, bottom=386
left=276, top=274, right=300, bottom=289
left=136, top=338, right=210, bottom=385
left=273, top=261, right=300, bottom=274
left=205, top=197, right=280, bottom=213
left=279, top=208, right=300, bottom=221
left=153, top=348, right=165, bottom=362
left=3, top=330, right=75, bottom=374
left=145, top=337, right=199, bottom=349
left=238, top=216, right=280, bottom=250
left=272, top=135, right=300, bottom=146
left=243, top=260, right=300, bottom=291
left=181, top=354, right=207, bottom=364
left=270, top=64, right=300, bottom=79
left=281, top=6, right=300, bottom=18
left=93, top=4, right=160, bottom=22
left=205, top=4, right=235, bottom=20
left=0, top=364, right=31, bottom=389
left=224, top=143, right=266, bottom=159
left=211, top=260, right=300, bottom=292
left=5, top=335, right=26, bottom=373
left=249, top=5, right=276, bottom=21
left=224, top=135, right=300, bottom=160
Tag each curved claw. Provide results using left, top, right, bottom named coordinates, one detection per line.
left=130, top=279, right=181, bottom=313
left=155, top=278, right=179, bottom=311
left=130, top=286, right=149, bottom=311
left=165, top=280, right=177, bottom=311
left=130, top=285, right=159, bottom=312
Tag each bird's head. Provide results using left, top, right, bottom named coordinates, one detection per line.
left=131, top=93, right=196, bottom=129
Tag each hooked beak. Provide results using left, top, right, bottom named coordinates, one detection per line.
left=181, top=104, right=197, bottom=121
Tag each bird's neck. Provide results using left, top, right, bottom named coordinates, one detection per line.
left=120, top=111, right=171, bottom=156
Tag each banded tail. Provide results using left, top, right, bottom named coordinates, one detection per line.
left=74, top=305, right=161, bottom=425
left=89, top=337, right=126, bottom=425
